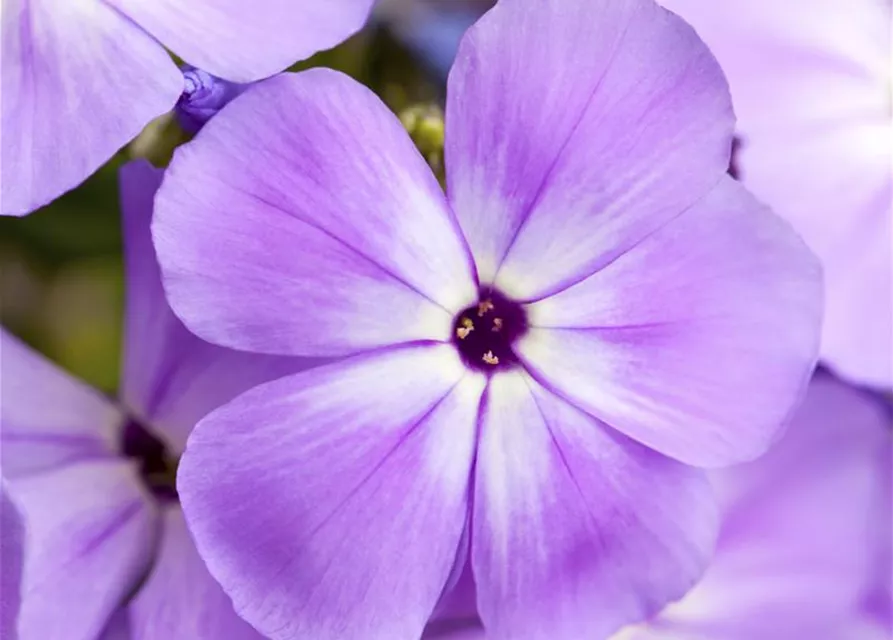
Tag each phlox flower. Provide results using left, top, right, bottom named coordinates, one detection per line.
left=0, top=161, right=312, bottom=639
left=425, top=370, right=893, bottom=639
left=1, top=0, right=374, bottom=216
left=660, top=0, right=893, bottom=388
left=154, top=0, right=822, bottom=638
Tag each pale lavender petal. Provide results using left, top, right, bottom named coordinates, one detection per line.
left=472, top=372, right=716, bottom=639
left=1, top=488, right=24, bottom=640
left=0, top=330, right=122, bottom=477
left=179, top=345, right=482, bottom=639
left=119, top=160, right=318, bottom=454
left=643, top=372, right=893, bottom=638
left=1, top=0, right=182, bottom=216
left=129, top=506, right=262, bottom=640
left=154, top=70, right=476, bottom=358
left=518, top=177, right=822, bottom=467
left=106, top=0, right=374, bottom=83
left=10, top=460, right=158, bottom=640
left=445, top=0, right=733, bottom=293
left=661, top=0, right=892, bottom=388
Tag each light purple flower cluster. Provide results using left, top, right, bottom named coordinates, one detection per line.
left=1, top=0, right=891, bottom=638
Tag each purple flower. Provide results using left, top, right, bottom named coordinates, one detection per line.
left=0, top=487, right=24, bottom=639
left=175, top=66, right=249, bottom=135
left=0, top=0, right=375, bottom=217
left=659, top=0, right=893, bottom=389
left=426, top=371, right=893, bottom=639
left=154, top=0, right=822, bottom=637
left=0, top=160, right=315, bottom=639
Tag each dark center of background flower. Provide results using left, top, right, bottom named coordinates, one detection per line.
left=121, top=418, right=179, bottom=503
left=451, top=287, right=528, bottom=372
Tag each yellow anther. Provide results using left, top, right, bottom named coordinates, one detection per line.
left=482, top=351, right=500, bottom=366
left=477, top=299, right=495, bottom=317
left=491, top=318, right=503, bottom=332
left=456, top=317, right=474, bottom=340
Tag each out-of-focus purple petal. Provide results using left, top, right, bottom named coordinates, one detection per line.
left=381, top=2, right=481, bottom=79
left=517, top=177, right=822, bottom=467
left=174, top=66, right=249, bottom=134
left=178, top=345, right=481, bottom=639
left=0, top=330, right=122, bottom=478
left=0, top=0, right=182, bottom=216
left=1, top=488, right=24, bottom=640
left=119, top=160, right=318, bottom=454
left=638, top=372, right=893, bottom=639
left=154, top=70, right=476, bottom=358
left=660, top=0, right=893, bottom=388
left=106, top=0, right=374, bottom=83
left=471, top=372, right=716, bottom=639
left=445, top=0, right=733, bottom=292
left=10, top=460, right=158, bottom=640
left=98, top=608, right=132, bottom=640
left=129, top=506, right=262, bottom=640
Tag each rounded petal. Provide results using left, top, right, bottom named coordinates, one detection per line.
left=472, top=372, right=717, bottom=639
left=10, top=460, right=158, bottom=640
left=445, top=0, right=733, bottom=292
left=154, top=70, right=476, bottom=358
left=106, top=0, right=375, bottom=83
left=119, top=160, right=320, bottom=454
left=1, top=488, right=24, bottom=640
left=518, top=177, right=822, bottom=467
left=179, top=345, right=484, bottom=640
left=0, top=330, right=122, bottom=478
left=0, top=0, right=182, bottom=216
left=661, top=0, right=892, bottom=388
left=648, top=372, right=893, bottom=638
left=129, top=506, right=262, bottom=640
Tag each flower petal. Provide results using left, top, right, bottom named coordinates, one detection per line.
left=106, top=0, right=374, bottom=83
left=98, top=609, right=132, bottom=640
left=445, top=0, right=733, bottom=293
left=129, top=506, right=262, bottom=640
left=518, top=177, right=822, bottom=467
left=661, top=0, right=893, bottom=388
left=154, top=70, right=476, bottom=358
left=647, top=372, right=893, bottom=638
left=1, top=488, right=24, bottom=639
left=0, top=0, right=182, bottom=216
left=118, top=160, right=319, bottom=454
left=178, top=344, right=483, bottom=639
left=10, top=460, right=158, bottom=640
left=472, top=372, right=716, bottom=639
left=0, top=330, right=122, bottom=478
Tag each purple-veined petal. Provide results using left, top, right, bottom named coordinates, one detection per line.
left=0, top=0, right=182, bottom=216
left=154, top=70, right=477, bottom=358
left=119, top=160, right=319, bottom=454
left=106, top=0, right=374, bottom=83
left=660, top=0, right=892, bottom=389
left=1, top=488, right=24, bottom=640
left=445, top=0, right=733, bottom=294
left=632, top=372, right=893, bottom=639
left=518, top=176, right=822, bottom=468
left=129, top=506, right=262, bottom=640
left=10, top=460, right=158, bottom=640
left=179, top=344, right=483, bottom=639
left=0, top=330, right=122, bottom=478
left=472, top=372, right=716, bottom=639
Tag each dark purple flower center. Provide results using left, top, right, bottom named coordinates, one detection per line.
left=121, top=418, right=178, bottom=503
left=451, top=287, right=528, bottom=372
